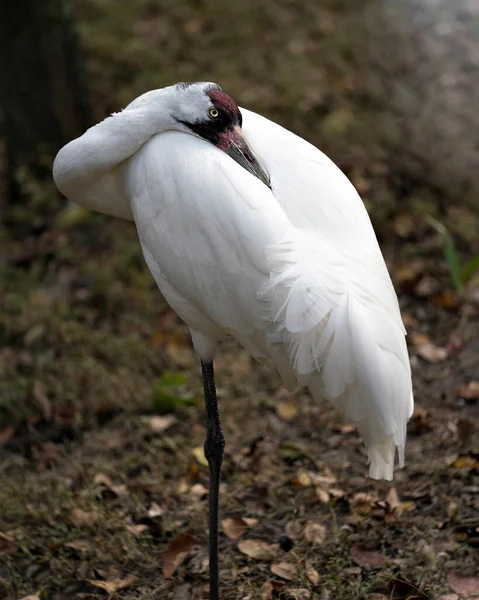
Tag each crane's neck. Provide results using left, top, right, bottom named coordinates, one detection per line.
left=53, top=91, right=177, bottom=220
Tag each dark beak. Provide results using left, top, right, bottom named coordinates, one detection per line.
left=223, top=126, right=271, bottom=189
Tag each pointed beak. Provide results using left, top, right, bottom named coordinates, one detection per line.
left=223, top=126, right=271, bottom=189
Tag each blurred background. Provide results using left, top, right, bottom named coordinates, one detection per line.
left=1, top=1, right=478, bottom=599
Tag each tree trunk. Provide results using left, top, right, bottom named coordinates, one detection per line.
left=0, top=0, right=91, bottom=201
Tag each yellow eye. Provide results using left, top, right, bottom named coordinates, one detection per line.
left=209, top=107, right=220, bottom=119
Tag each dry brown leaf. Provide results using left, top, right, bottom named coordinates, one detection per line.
left=285, top=519, right=305, bottom=540
left=411, top=333, right=448, bottom=363
left=190, top=483, right=208, bottom=497
left=329, top=487, right=345, bottom=498
left=385, top=487, right=400, bottom=511
left=262, top=581, right=274, bottom=600
left=456, top=381, right=479, bottom=400
left=127, top=523, right=149, bottom=537
left=395, top=500, right=416, bottom=515
left=33, top=380, right=52, bottom=421
left=88, top=574, right=137, bottom=594
left=192, top=445, right=208, bottom=467
left=351, top=492, right=376, bottom=515
left=291, top=468, right=312, bottom=488
left=270, top=562, right=297, bottom=581
left=349, top=545, right=385, bottom=569
left=237, top=539, right=278, bottom=560
left=432, top=289, right=462, bottom=310
left=276, top=397, right=298, bottom=422
left=394, top=260, right=424, bottom=292
left=69, top=507, right=100, bottom=527
left=304, top=521, right=326, bottom=545
left=0, top=426, right=14, bottom=445
left=447, top=573, right=479, bottom=596
left=163, top=528, right=195, bottom=579
left=150, top=415, right=177, bottom=433
left=305, top=560, right=319, bottom=585
left=452, top=456, right=479, bottom=471
left=172, top=583, right=192, bottom=600
left=0, top=531, right=17, bottom=555
left=393, top=214, right=415, bottom=237
left=64, top=539, right=93, bottom=552
left=222, top=517, right=247, bottom=540
left=283, top=589, right=311, bottom=600
left=316, top=487, right=330, bottom=503
left=148, top=502, right=164, bottom=518
left=94, top=472, right=128, bottom=496
left=242, top=517, right=259, bottom=527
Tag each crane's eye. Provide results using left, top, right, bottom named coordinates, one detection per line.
left=209, top=107, right=220, bottom=119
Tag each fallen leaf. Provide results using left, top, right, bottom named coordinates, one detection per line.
left=452, top=456, right=479, bottom=471
left=285, top=519, right=305, bottom=540
left=350, top=492, right=376, bottom=515
left=329, top=487, right=345, bottom=498
left=276, top=397, right=298, bottom=422
left=394, top=260, right=424, bottom=293
left=88, top=574, right=137, bottom=593
left=148, top=502, right=164, bottom=518
left=447, top=573, right=479, bottom=596
left=456, top=381, right=479, bottom=400
left=127, top=524, right=149, bottom=537
left=237, top=539, right=278, bottom=560
left=393, top=214, right=415, bottom=237
left=262, top=581, right=274, bottom=600
left=411, top=333, right=448, bottom=363
left=270, top=562, right=296, bottom=581
left=316, top=487, right=330, bottom=503
left=0, top=426, right=14, bottom=445
left=283, top=589, right=311, bottom=600
left=163, top=528, right=195, bottom=578
left=222, top=517, right=247, bottom=540
left=33, top=380, right=52, bottom=420
left=291, top=468, right=312, bottom=487
left=432, top=289, right=462, bottom=310
left=192, top=445, right=208, bottom=467
left=305, top=560, right=319, bottom=585
left=94, top=473, right=128, bottom=496
left=0, top=532, right=16, bottom=555
left=394, top=500, right=416, bottom=515
left=385, top=487, right=400, bottom=511
left=190, top=483, right=208, bottom=497
left=64, top=539, right=93, bottom=552
left=150, top=415, right=177, bottom=433
left=69, top=508, right=100, bottom=527
left=304, top=521, right=326, bottom=545
left=349, top=545, right=385, bottom=569
left=172, top=583, right=192, bottom=600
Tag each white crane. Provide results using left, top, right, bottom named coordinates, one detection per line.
left=53, top=81, right=414, bottom=599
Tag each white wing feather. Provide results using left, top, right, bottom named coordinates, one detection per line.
left=242, top=108, right=413, bottom=479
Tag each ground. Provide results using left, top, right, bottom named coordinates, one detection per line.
left=1, top=1, right=479, bottom=599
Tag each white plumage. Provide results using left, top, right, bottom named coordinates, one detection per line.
left=53, top=82, right=413, bottom=481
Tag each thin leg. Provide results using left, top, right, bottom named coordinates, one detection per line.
left=201, top=360, right=225, bottom=600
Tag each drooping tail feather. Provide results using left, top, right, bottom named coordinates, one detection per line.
left=260, top=233, right=414, bottom=481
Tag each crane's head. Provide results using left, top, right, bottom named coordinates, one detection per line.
left=170, top=82, right=271, bottom=189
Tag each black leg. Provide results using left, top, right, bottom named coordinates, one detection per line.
left=201, top=360, right=225, bottom=600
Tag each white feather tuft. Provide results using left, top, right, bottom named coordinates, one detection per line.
left=260, top=232, right=413, bottom=481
